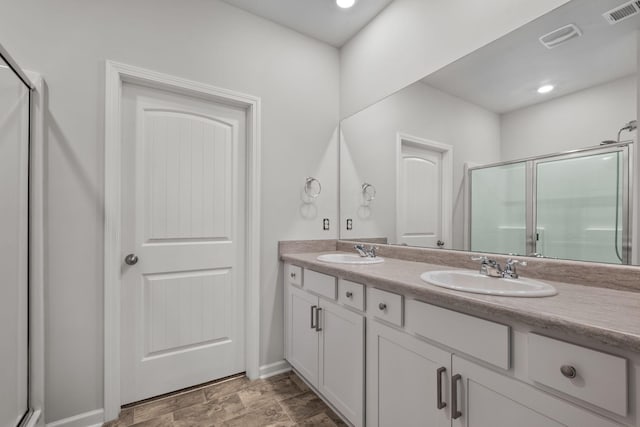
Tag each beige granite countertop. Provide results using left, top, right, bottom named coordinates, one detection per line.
left=281, top=251, right=640, bottom=354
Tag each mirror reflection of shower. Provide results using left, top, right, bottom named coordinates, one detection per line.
left=468, top=141, right=632, bottom=265
left=601, top=120, right=637, bottom=145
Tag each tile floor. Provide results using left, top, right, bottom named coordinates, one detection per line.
left=104, top=371, right=347, bottom=427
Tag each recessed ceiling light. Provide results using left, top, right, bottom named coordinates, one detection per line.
left=537, top=84, right=555, bottom=94
left=337, top=0, right=355, bottom=8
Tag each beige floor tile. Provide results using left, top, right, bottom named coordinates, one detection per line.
left=203, top=376, right=251, bottom=401
left=279, top=391, right=330, bottom=422
left=237, top=374, right=305, bottom=406
left=129, top=413, right=173, bottom=427
left=299, top=412, right=338, bottom=426
left=173, top=392, right=245, bottom=426
left=289, top=372, right=311, bottom=393
left=221, top=400, right=291, bottom=427
left=106, top=371, right=344, bottom=427
left=133, top=389, right=205, bottom=423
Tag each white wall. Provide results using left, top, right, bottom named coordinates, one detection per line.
left=0, top=0, right=339, bottom=422
left=340, top=81, right=501, bottom=249
left=501, top=75, right=637, bottom=160
left=339, top=0, right=571, bottom=119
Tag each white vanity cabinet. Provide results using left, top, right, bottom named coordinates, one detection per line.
left=283, top=261, right=632, bottom=427
left=366, top=320, right=451, bottom=427
left=284, top=265, right=365, bottom=427
left=450, top=355, right=623, bottom=427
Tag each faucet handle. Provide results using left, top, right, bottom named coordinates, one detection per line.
left=506, top=258, right=527, bottom=267
left=503, top=258, right=526, bottom=278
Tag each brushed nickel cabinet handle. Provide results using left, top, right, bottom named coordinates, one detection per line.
left=315, top=307, right=322, bottom=332
left=310, top=305, right=317, bottom=329
left=378, top=303, right=387, bottom=311
left=452, top=374, right=462, bottom=419
left=560, top=365, right=577, bottom=379
left=437, top=367, right=447, bottom=410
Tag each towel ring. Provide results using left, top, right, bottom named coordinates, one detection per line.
left=305, top=177, right=322, bottom=199
left=362, top=182, right=376, bottom=202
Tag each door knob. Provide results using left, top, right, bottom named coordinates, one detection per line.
left=124, top=254, right=139, bottom=265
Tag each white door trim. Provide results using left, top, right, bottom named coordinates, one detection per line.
left=395, top=133, right=453, bottom=248
left=103, top=61, right=261, bottom=421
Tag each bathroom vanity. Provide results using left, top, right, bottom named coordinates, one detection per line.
left=281, top=241, right=640, bottom=427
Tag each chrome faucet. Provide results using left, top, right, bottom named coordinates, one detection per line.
left=354, top=244, right=378, bottom=258
left=502, top=258, right=527, bottom=279
left=472, top=256, right=502, bottom=277
left=472, top=256, right=527, bottom=279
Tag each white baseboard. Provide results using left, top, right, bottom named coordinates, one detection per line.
left=259, top=360, right=291, bottom=379
left=45, top=409, right=104, bottom=427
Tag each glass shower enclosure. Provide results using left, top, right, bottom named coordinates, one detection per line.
left=469, top=143, right=632, bottom=264
left=0, top=47, right=32, bottom=427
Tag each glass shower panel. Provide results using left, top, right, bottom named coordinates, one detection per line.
left=0, top=58, right=30, bottom=427
left=470, top=162, right=527, bottom=255
left=535, top=152, right=623, bottom=264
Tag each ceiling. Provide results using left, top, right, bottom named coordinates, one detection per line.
left=221, top=0, right=394, bottom=47
left=423, top=0, right=640, bottom=114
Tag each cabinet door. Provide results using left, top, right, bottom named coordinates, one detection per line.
left=367, top=320, right=451, bottom=427
left=318, top=300, right=365, bottom=427
left=451, top=356, right=623, bottom=427
left=286, top=284, right=319, bottom=387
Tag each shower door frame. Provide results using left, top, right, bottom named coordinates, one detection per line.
left=467, top=142, right=633, bottom=264
left=0, top=41, right=45, bottom=427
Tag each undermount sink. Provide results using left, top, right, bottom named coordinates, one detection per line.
left=420, top=270, right=557, bottom=297
left=317, top=253, right=384, bottom=265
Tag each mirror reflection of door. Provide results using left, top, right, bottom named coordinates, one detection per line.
left=396, top=136, right=452, bottom=248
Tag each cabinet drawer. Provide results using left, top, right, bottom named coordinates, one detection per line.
left=368, top=288, right=402, bottom=326
left=528, top=333, right=627, bottom=416
left=406, top=300, right=510, bottom=369
left=285, top=264, right=302, bottom=287
left=304, top=269, right=337, bottom=300
left=338, top=279, right=365, bottom=311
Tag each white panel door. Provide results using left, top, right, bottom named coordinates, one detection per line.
left=121, top=82, right=246, bottom=403
left=318, top=300, right=364, bottom=427
left=367, top=320, right=451, bottom=427
left=398, top=143, right=443, bottom=247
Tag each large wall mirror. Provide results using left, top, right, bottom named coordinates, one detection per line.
left=340, top=0, right=640, bottom=265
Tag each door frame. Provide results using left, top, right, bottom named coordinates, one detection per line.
left=103, top=61, right=261, bottom=420
left=395, top=133, right=453, bottom=248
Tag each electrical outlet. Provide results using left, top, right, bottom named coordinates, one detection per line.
left=346, top=218, right=353, bottom=230
left=323, top=218, right=330, bottom=230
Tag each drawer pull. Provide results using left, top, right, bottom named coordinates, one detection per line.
left=436, top=367, right=447, bottom=409
left=378, top=303, right=387, bottom=311
left=451, top=374, right=462, bottom=419
left=310, top=305, right=317, bottom=329
left=290, top=272, right=296, bottom=278
left=560, top=365, right=577, bottom=379
left=346, top=291, right=353, bottom=298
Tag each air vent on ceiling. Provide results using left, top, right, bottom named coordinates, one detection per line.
left=603, top=1, right=640, bottom=24
left=539, top=24, right=582, bottom=49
